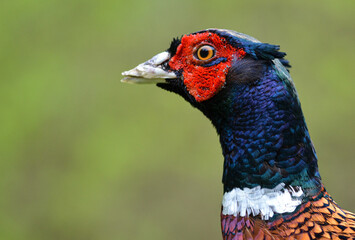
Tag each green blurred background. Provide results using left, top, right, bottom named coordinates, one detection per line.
left=1, top=0, right=354, bottom=239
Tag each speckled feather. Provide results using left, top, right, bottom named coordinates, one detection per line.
left=221, top=187, right=355, bottom=239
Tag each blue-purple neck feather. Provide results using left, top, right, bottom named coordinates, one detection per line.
left=201, top=60, right=322, bottom=198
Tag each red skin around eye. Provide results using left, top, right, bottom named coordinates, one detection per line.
left=169, top=32, right=246, bottom=102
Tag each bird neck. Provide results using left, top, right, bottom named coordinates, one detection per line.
left=203, top=65, right=322, bottom=197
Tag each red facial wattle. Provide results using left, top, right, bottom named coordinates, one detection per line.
left=169, top=32, right=246, bottom=102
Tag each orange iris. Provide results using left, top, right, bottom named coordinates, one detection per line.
left=196, top=45, right=215, bottom=61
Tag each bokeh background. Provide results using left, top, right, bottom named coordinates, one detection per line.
left=1, top=0, right=354, bottom=239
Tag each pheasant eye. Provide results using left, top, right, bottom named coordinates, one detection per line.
left=196, top=45, right=215, bottom=61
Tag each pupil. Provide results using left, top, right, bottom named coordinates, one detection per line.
left=200, top=48, right=210, bottom=58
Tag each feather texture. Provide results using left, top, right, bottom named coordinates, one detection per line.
left=122, top=28, right=355, bottom=239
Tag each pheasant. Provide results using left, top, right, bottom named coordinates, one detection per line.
left=122, top=29, right=355, bottom=239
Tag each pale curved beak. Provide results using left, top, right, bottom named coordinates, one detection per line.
left=121, top=51, right=177, bottom=84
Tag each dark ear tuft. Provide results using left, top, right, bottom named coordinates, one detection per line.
left=167, top=36, right=182, bottom=56
left=252, top=43, right=290, bottom=69
left=254, top=43, right=285, bottom=60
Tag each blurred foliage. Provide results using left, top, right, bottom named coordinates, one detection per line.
left=0, top=0, right=354, bottom=239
